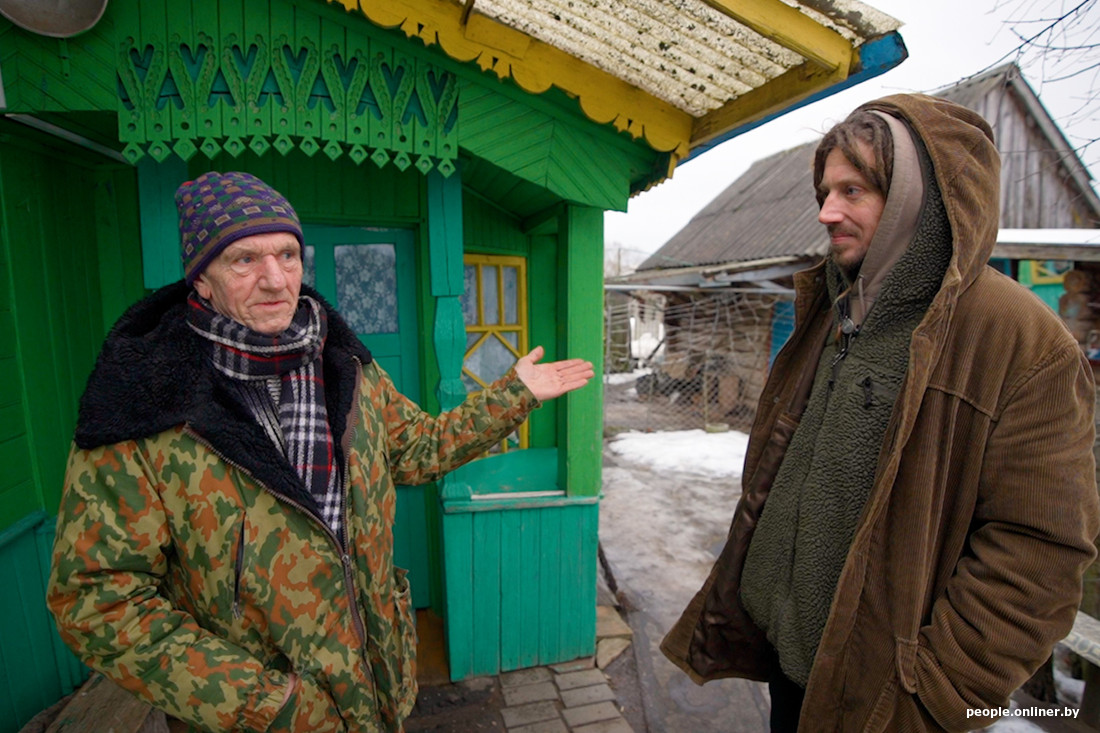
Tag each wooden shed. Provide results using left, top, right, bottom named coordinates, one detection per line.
left=0, top=0, right=906, bottom=726
left=610, top=63, right=1100, bottom=431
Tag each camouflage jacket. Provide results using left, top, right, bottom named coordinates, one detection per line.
left=47, top=281, right=538, bottom=732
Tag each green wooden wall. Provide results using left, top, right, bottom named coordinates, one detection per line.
left=0, top=119, right=143, bottom=529
left=0, top=120, right=143, bottom=732
left=442, top=500, right=599, bottom=679
left=0, top=514, right=88, bottom=731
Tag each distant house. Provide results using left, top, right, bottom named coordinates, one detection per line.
left=609, top=63, right=1100, bottom=430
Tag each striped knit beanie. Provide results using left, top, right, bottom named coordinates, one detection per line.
left=177, top=171, right=303, bottom=285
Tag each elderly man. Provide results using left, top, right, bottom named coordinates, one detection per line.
left=662, top=95, right=1100, bottom=731
left=48, top=171, right=593, bottom=732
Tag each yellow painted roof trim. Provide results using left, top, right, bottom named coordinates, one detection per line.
left=323, top=0, right=694, bottom=160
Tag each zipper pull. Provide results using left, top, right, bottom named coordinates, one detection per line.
left=862, top=376, right=874, bottom=408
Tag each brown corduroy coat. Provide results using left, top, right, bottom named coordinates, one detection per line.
left=660, top=94, right=1100, bottom=731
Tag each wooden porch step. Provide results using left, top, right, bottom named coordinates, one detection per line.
left=42, top=673, right=166, bottom=733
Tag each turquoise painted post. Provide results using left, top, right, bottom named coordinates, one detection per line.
left=426, top=170, right=469, bottom=500
left=137, top=157, right=187, bottom=289
left=427, top=168, right=476, bottom=679
left=557, top=205, right=604, bottom=497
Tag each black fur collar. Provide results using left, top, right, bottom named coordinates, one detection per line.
left=74, top=280, right=372, bottom=511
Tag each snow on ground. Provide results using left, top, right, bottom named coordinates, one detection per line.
left=600, top=429, right=1065, bottom=732
left=607, top=428, right=748, bottom=480
left=601, top=430, right=745, bottom=630
left=604, top=367, right=652, bottom=386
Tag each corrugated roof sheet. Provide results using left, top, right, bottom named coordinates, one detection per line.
left=472, top=0, right=901, bottom=118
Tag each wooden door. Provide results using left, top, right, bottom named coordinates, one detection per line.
left=302, top=226, right=432, bottom=608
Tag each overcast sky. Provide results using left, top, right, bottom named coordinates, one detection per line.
left=604, top=0, right=1100, bottom=257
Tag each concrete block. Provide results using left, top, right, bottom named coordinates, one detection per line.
left=502, top=681, right=559, bottom=707
left=500, top=667, right=553, bottom=688
left=510, top=719, right=569, bottom=733
left=573, top=719, right=634, bottom=733
left=501, top=701, right=561, bottom=728
left=561, top=701, right=621, bottom=728
left=596, top=637, right=632, bottom=669
left=596, top=606, right=632, bottom=639
left=560, top=683, right=617, bottom=708
left=555, top=669, right=607, bottom=691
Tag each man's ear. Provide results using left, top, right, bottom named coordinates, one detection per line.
left=194, top=274, right=212, bottom=300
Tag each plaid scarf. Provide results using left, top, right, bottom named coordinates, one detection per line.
left=186, top=293, right=343, bottom=537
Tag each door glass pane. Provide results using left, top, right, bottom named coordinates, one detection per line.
left=503, top=266, right=518, bottom=324
left=462, top=265, right=478, bottom=325
left=303, top=245, right=316, bottom=288
left=482, top=265, right=499, bottom=325
left=335, top=243, right=397, bottom=334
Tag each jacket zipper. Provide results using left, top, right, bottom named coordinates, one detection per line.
left=233, top=518, right=246, bottom=620
left=183, top=369, right=372, bottom=659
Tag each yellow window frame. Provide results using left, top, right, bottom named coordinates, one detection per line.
left=463, top=254, right=529, bottom=452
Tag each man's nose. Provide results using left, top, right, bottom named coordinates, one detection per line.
left=258, top=255, right=287, bottom=287
left=818, top=195, right=843, bottom=225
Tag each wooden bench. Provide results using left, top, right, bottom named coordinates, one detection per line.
left=1062, top=610, right=1100, bottom=727
left=23, top=673, right=167, bottom=733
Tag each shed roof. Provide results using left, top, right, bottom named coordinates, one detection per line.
left=326, top=0, right=905, bottom=175
left=630, top=62, right=1100, bottom=276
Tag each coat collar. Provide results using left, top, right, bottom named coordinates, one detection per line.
left=74, top=280, right=372, bottom=507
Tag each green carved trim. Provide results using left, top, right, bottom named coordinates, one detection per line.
left=114, top=0, right=458, bottom=176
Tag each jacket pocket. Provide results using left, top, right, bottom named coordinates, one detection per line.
left=367, top=566, right=418, bottom=727
left=392, top=567, right=417, bottom=719
left=232, top=517, right=247, bottom=620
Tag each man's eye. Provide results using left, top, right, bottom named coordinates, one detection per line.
left=846, top=186, right=862, bottom=197
left=238, top=255, right=255, bottom=264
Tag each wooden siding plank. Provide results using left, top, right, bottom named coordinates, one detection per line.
left=518, top=507, right=541, bottom=669
left=558, top=505, right=584, bottom=661
left=94, top=169, right=145, bottom=331
left=537, top=508, right=561, bottom=663
left=0, top=358, right=21, bottom=406
left=471, top=511, right=502, bottom=676
left=0, top=404, right=23, bottom=444
left=499, top=510, right=522, bottom=672
left=1, top=519, right=61, bottom=723
left=578, top=505, right=598, bottom=657
left=0, top=478, right=38, bottom=538
left=443, top=512, right=474, bottom=681
left=205, top=148, right=423, bottom=223
left=138, top=158, right=188, bottom=289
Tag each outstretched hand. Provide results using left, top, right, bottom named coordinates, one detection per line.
left=514, top=346, right=595, bottom=402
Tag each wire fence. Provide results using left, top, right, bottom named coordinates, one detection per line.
left=603, top=290, right=796, bottom=435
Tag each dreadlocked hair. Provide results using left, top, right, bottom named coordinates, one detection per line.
left=813, top=110, right=894, bottom=207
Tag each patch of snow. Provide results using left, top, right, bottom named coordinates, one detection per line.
left=607, top=429, right=748, bottom=479
left=1054, top=644, right=1084, bottom=706
left=605, top=367, right=651, bottom=386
